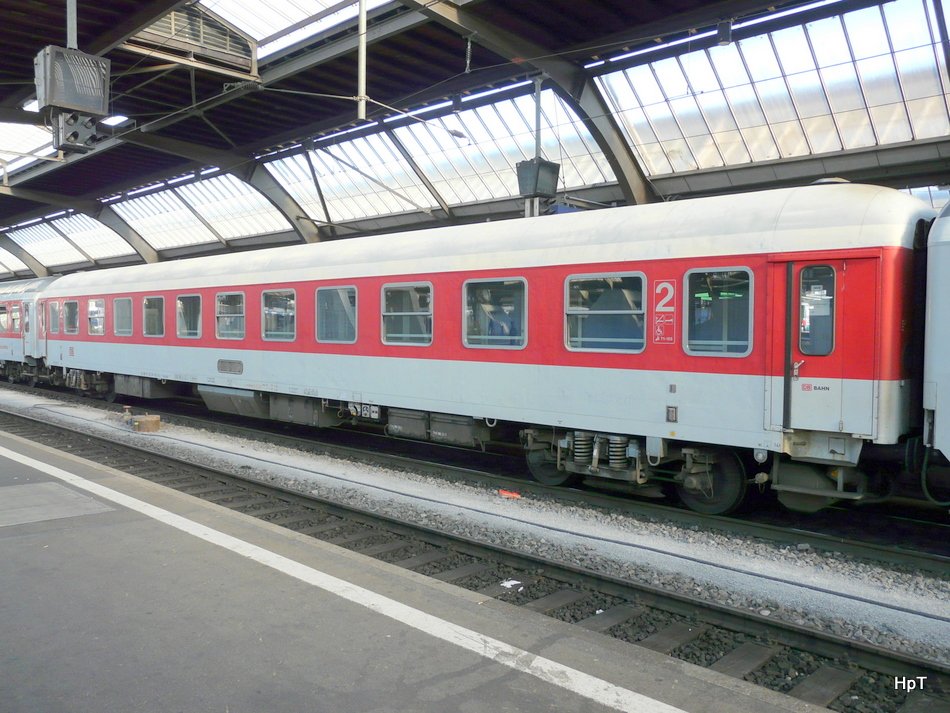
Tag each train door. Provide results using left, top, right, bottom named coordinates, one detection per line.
left=22, top=300, right=43, bottom=359
left=774, top=258, right=878, bottom=437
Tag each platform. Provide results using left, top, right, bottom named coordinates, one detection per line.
left=0, top=432, right=829, bottom=713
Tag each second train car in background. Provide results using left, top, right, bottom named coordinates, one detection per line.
left=1, top=182, right=948, bottom=515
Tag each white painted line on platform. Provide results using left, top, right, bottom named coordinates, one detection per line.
left=2, top=445, right=689, bottom=713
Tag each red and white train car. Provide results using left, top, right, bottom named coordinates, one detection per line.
left=4, top=182, right=946, bottom=514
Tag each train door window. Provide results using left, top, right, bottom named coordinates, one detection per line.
left=64, top=301, right=79, bottom=334
left=685, top=269, right=752, bottom=356
left=0, top=305, right=8, bottom=332
left=464, top=279, right=526, bottom=348
left=87, top=299, right=105, bottom=336
left=263, top=290, right=295, bottom=341
left=566, top=273, right=645, bottom=352
left=49, top=302, right=60, bottom=334
left=382, top=283, right=432, bottom=345
left=316, top=286, right=357, bottom=343
left=113, top=298, right=132, bottom=336
left=11, top=304, right=21, bottom=333
left=143, top=297, right=165, bottom=337
left=176, top=295, right=201, bottom=339
left=799, top=266, right=835, bottom=356
left=216, top=293, right=245, bottom=340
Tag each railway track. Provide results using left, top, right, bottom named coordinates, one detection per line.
left=7, top=380, right=947, bottom=566
left=1, top=406, right=948, bottom=713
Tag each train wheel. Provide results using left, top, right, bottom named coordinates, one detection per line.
left=526, top=448, right=580, bottom=487
left=676, top=449, right=747, bottom=515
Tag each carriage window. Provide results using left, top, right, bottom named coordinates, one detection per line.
left=11, top=304, right=21, bottom=333
left=566, top=274, right=645, bottom=352
left=382, top=283, right=432, bottom=345
left=263, top=290, right=295, bottom=341
left=316, top=286, right=356, bottom=343
left=49, top=302, right=60, bottom=334
left=216, top=293, right=245, bottom=340
left=800, top=266, right=835, bottom=356
left=176, top=295, right=201, bottom=339
left=88, top=299, right=105, bottom=336
left=143, top=297, right=164, bottom=337
left=464, top=279, right=526, bottom=348
left=685, top=269, right=752, bottom=356
left=0, top=305, right=8, bottom=332
left=64, top=301, right=79, bottom=334
left=114, top=298, right=132, bottom=336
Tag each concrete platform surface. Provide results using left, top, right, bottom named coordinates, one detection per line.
left=0, top=432, right=831, bottom=713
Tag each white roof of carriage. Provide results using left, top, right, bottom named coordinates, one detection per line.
left=39, top=184, right=934, bottom=297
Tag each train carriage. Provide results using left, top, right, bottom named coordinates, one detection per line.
left=4, top=182, right=948, bottom=514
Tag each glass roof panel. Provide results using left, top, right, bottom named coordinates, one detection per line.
left=772, top=25, right=815, bottom=75
left=0, top=123, right=54, bottom=173
left=856, top=55, right=904, bottom=107
left=884, top=0, right=933, bottom=50
left=695, top=90, right=738, bottom=133
left=200, top=0, right=389, bottom=59
left=806, top=17, right=852, bottom=68
left=595, top=0, right=947, bottom=178
left=835, top=109, right=877, bottom=149
left=50, top=214, right=136, bottom=260
left=821, top=64, right=868, bottom=113
left=308, top=133, right=439, bottom=221
left=843, top=6, right=889, bottom=60
left=262, top=153, right=330, bottom=223
left=174, top=174, right=292, bottom=238
left=653, top=57, right=689, bottom=98
left=707, top=44, right=750, bottom=88
left=111, top=191, right=220, bottom=249
left=906, top=96, right=950, bottom=138
left=895, top=46, right=943, bottom=101
left=756, top=77, right=798, bottom=123
left=741, top=34, right=783, bottom=82
left=787, top=70, right=831, bottom=119
left=0, top=248, right=27, bottom=274
left=7, top=224, right=87, bottom=267
left=679, top=53, right=720, bottom=93
left=801, top=115, right=841, bottom=153
left=869, top=104, right=913, bottom=142
left=390, top=90, right=611, bottom=204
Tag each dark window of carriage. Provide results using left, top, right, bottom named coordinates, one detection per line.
left=316, top=286, right=357, bottom=343
left=48, top=302, right=60, bottom=334
left=176, top=295, right=201, bottom=339
left=114, top=298, right=132, bottom=336
left=566, top=274, right=645, bottom=352
left=0, top=304, right=8, bottom=333
left=382, top=283, right=432, bottom=345
left=464, top=279, right=526, bottom=348
left=799, top=266, right=835, bottom=356
left=144, top=297, right=165, bottom=337
left=263, top=290, right=295, bottom=341
left=64, top=301, right=79, bottom=334
left=685, top=269, right=752, bottom=356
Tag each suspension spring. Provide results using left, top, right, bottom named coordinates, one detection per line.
left=608, top=435, right=630, bottom=469
left=573, top=431, right=594, bottom=465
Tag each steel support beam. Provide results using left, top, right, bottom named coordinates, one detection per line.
left=0, top=185, right=158, bottom=264
left=0, top=235, right=49, bottom=277
left=397, top=0, right=655, bottom=204
left=387, top=130, right=454, bottom=219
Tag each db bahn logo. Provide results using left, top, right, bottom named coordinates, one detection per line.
left=801, top=383, right=830, bottom=392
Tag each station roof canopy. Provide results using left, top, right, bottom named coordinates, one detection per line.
left=0, top=0, right=948, bottom=279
